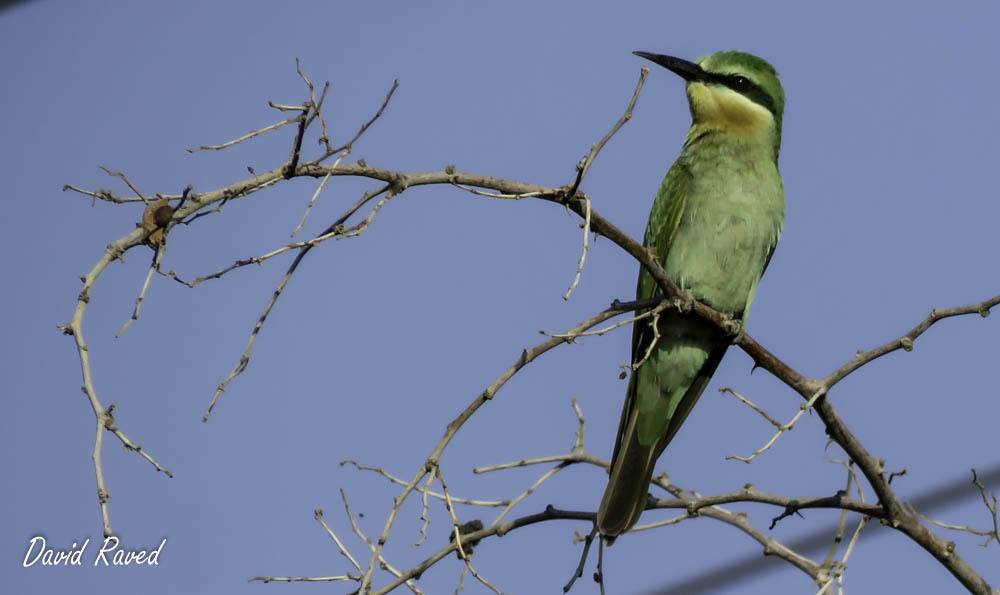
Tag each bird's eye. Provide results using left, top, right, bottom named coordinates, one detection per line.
left=732, top=76, right=751, bottom=89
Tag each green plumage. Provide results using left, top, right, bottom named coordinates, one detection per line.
left=598, top=50, right=786, bottom=539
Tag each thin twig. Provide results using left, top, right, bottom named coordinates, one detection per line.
left=340, top=489, right=423, bottom=595
left=719, top=386, right=783, bottom=429
left=116, top=245, right=166, bottom=337
left=541, top=298, right=669, bottom=341
left=357, top=302, right=650, bottom=593
left=295, top=60, right=333, bottom=154
left=566, top=66, right=648, bottom=197
left=726, top=387, right=827, bottom=464
left=450, top=182, right=543, bottom=199
left=168, top=184, right=391, bottom=288
left=341, top=459, right=508, bottom=507
left=292, top=169, right=334, bottom=236
left=187, top=115, right=301, bottom=152
left=437, top=468, right=503, bottom=595
left=413, top=473, right=436, bottom=547
left=63, top=184, right=145, bottom=204
left=563, top=525, right=599, bottom=593
left=326, top=80, right=399, bottom=156
left=248, top=575, right=357, bottom=583
left=632, top=307, right=662, bottom=371
left=99, top=166, right=148, bottom=203
left=314, top=508, right=363, bottom=573
left=563, top=195, right=591, bottom=300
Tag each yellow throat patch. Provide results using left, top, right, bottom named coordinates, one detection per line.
left=687, top=82, right=774, bottom=136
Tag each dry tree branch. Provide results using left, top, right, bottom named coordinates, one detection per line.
left=468, top=402, right=833, bottom=584
left=820, top=460, right=858, bottom=569
left=726, top=387, right=826, bottom=463
left=187, top=114, right=301, bottom=152
left=370, top=505, right=596, bottom=595
left=972, top=468, right=1000, bottom=548
left=295, top=58, right=333, bottom=153
left=59, top=65, right=398, bottom=535
left=563, top=525, right=600, bottom=593
left=116, top=244, right=166, bottom=337
left=341, top=460, right=509, bottom=507
left=540, top=297, right=669, bottom=341
left=98, top=165, right=149, bottom=203
left=560, top=67, right=646, bottom=300
left=821, top=300, right=998, bottom=389
left=563, top=193, right=591, bottom=300
left=292, top=170, right=333, bottom=236
left=341, top=489, right=424, bottom=595
left=435, top=468, right=503, bottom=595
left=412, top=473, right=437, bottom=547
left=63, top=184, right=144, bottom=204
left=906, top=469, right=1000, bottom=549
left=907, top=505, right=997, bottom=542
left=720, top=386, right=784, bottom=429
left=813, top=458, right=868, bottom=593
left=449, top=182, right=544, bottom=199
left=566, top=66, right=648, bottom=197
left=356, top=302, right=649, bottom=593
left=59, top=227, right=175, bottom=537
left=247, top=575, right=357, bottom=583
left=476, top=400, right=587, bottom=527
left=165, top=183, right=392, bottom=288
left=315, top=508, right=363, bottom=575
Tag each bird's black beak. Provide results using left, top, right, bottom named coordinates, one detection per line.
left=633, top=51, right=707, bottom=83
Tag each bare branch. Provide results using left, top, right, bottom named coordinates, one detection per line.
left=326, top=80, right=399, bottom=156
left=248, top=574, right=357, bottom=583
left=99, top=165, right=148, bottom=203
left=116, top=246, right=165, bottom=337
left=315, top=508, right=363, bottom=574
left=341, top=489, right=423, bottom=595
left=341, top=459, right=508, bottom=507
left=357, top=302, right=643, bottom=593
left=566, top=66, right=648, bottom=196
left=187, top=114, right=301, bottom=152
left=727, top=387, right=827, bottom=464
left=822, top=296, right=1000, bottom=390
left=563, top=194, right=591, bottom=300
left=720, top=386, right=784, bottom=429
left=972, top=468, right=1000, bottom=547
left=563, top=525, right=599, bottom=593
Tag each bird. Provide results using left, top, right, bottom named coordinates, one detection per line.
left=597, top=50, right=787, bottom=540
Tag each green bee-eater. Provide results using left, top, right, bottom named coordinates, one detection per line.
left=597, top=50, right=786, bottom=539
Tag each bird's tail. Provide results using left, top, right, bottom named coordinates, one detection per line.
left=597, top=405, right=658, bottom=540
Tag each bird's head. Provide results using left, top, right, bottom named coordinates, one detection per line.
left=634, top=50, right=785, bottom=156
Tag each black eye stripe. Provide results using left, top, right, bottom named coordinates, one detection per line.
left=711, top=73, right=777, bottom=116
left=722, top=74, right=753, bottom=90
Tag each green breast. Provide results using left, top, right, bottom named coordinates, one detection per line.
left=661, top=133, right=784, bottom=316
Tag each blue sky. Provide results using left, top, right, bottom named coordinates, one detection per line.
left=2, top=1, right=999, bottom=593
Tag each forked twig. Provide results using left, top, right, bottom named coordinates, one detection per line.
left=726, top=387, right=827, bottom=464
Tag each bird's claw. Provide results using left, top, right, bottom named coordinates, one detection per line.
left=721, top=315, right=745, bottom=344
left=671, top=288, right=696, bottom=313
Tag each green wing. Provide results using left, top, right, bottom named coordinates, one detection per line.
left=608, top=159, right=690, bottom=467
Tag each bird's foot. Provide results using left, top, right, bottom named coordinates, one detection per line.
left=671, top=288, right=696, bottom=313
left=721, top=314, right=745, bottom=344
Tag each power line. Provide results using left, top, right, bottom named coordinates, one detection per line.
left=642, top=464, right=1000, bottom=594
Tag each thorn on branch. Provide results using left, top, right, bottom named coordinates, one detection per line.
left=887, top=467, right=909, bottom=484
